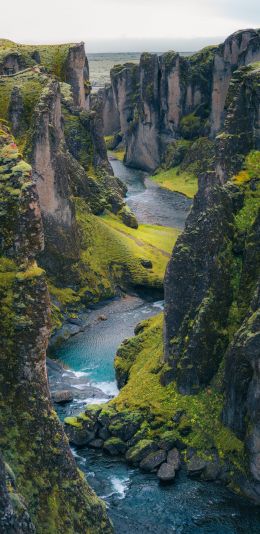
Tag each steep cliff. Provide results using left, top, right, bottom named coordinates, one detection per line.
left=0, top=123, right=112, bottom=532
left=0, top=39, right=90, bottom=108
left=64, top=60, right=260, bottom=505
left=164, top=62, right=260, bottom=500
left=98, top=29, right=260, bottom=172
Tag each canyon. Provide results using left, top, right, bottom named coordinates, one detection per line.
left=0, top=28, right=259, bottom=533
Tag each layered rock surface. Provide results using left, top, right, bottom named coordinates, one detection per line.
left=0, top=123, right=111, bottom=532
left=98, top=29, right=260, bottom=171
left=164, top=62, right=260, bottom=501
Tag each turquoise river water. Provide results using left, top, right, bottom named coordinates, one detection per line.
left=53, top=159, right=260, bottom=533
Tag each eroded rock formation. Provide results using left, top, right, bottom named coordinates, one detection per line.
left=98, top=29, right=260, bottom=171
left=0, top=123, right=112, bottom=532
left=164, top=62, right=260, bottom=501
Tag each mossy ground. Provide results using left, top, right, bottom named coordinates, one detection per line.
left=0, top=40, right=73, bottom=81
left=233, top=150, right=260, bottom=232
left=111, top=314, right=245, bottom=471
left=75, top=203, right=178, bottom=297
left=151, top=166, right=198, bottom=198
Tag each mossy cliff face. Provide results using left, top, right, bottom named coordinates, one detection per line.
left=164, top=63, right=260, bottom=501
left=64, top=314, right=246, bottom=494
left=98, top=29, right=260, bottom=172
left=0, top=125, right=112, bottom=532
left=0, top=46, right=129, bottom=289
left=0, top=39, right=89, bottom=108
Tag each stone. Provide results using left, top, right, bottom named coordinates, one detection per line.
left=167, top=448, right=181, bottom=470
left=158, top=431, right=177, bottom=451
left=120, top=206, right=139, bottom=229
left=103, top=437, right=127, bottom=456
left=64, top=424, right=96, bottom=447
left=201, top=461, right=220, bottom=481
left=108, top=412, right=142, bottom=442
left=157, top=463, right=176, bottom=482
left=88, top=439, right=104, bottom=449
left=125, top=440, right=158, bottom=466
left=140, top=259, right=153, bottom=269
left=140, top=450, right=167, bottom=472
left=98, top=315, right=107, bottom=321
left=187, top=456, right=207, bottom=477
left=51, top=390, right=74, bottom=404
left=98, top=426, right=111, bottom=441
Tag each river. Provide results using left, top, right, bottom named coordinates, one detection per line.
left=51, top=158, right=260, bottom=534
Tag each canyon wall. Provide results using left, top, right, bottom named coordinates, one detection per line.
left=98, top=29, right=260, bottom=171
left=0, top=40, right=127, bottom=286
left=0, top=123, right=112, bottom=532
left=164, top=62, right=260, bottom=502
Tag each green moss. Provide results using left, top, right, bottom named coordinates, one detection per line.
left=152, top=166, right=197, bottom=198
left=16, top=263, right=44, bottom=280
left=0, top=41, right=73, bottom=81
left=233, top=151, right=260, bottom=233
left=75, top=204, right=178, bottom=297
left=110, top=148, right=125, bottom=161
left=64, top=417, right=83, bottom=429
left=180, top=113, right=202, bottom=140
left=109, top=314, right=245, bottom=472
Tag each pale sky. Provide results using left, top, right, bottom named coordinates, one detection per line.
left=1, top=0, right=259, bottom=52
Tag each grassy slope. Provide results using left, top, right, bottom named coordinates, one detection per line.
left=112, top=314, right=245, bottom=470
left=76, top=205, right=179, bottom=296
left=151, top=166, right=198, bottom=198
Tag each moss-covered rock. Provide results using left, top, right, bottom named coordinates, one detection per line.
left=0, top=124, right=112, bottom=533
left=103, top=437, right=127, bottom=456
left=125, top=440, right=158, bottom=466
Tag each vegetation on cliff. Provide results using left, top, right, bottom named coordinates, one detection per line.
left=0, top=124, right=112, bottom=532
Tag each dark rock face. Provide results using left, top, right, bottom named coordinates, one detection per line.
left=98, top=29, right=260, bottom=172
left=64, top=42, right=89, bottom=108
left=0, top=454, right=36, bottom=533
left=157, top=463, right=176, bottom=482
left=140, top=450, right=166, bottom=472
left=8, top=86, right=24, bottom=137
left=0, top=124, right=112, bottom=532
left=164, top=62, right=260, bottom=501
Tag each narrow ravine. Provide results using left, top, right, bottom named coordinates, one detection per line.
left=51, top=159, right=260, bottom=534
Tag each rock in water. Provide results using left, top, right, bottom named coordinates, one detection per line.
left=167, top=448, right=181, bottom=470
left=140, top=450, right=167, bottom=472
left=157, top=463, right=176, bottom=482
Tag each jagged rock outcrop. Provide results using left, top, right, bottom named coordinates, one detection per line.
left=0, top=47, right=128, bottom=286
left=0, top=39, right=90, bottom=108
left=98, top=84, right=120, bottom=136
left=164, top=63, right=260, bottom=501
left=0, top=123, right=112, bottom=532
left=210, top=29, right=260, bottom=136
left=98, top=29, right=260, bottom=172
left=0, top=454, right=36, bottom=533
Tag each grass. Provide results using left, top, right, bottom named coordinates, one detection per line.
left=76, top=204, right=179, bottom=294
left=102, top=213, right=179, bottom=254
left=233, top=150, right=260, bottom=232
left=112, top=314, right=245, bottom=466
left=109, top=148, right=125, bottom=161
left=151, top=166, right=198, bottom=198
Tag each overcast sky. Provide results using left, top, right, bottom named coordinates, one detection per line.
left=1, top=0, right=259, bottom=52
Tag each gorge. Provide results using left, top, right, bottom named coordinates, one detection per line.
left=0, top=27, right=259, bottom=534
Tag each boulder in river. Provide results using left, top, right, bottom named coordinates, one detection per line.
left=157, top=463, right=176, bottom=482
left=158, top=430, right=178, bottom=451
left=51, top=390, right=74, bottom=404
left=140, top=450, right=166, bottom=472
left=103, top=437, right=127, bottom=456
left=187, top=455, right=207, bottom=477
left=125, top=439, right=158, bottom=466
left=167, top=448, right=181, bottom=470
left=89, top=439, right=104, bottom=449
